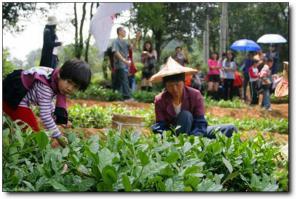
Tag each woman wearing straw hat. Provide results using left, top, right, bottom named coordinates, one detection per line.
left=150, top=57, right=237, bottom=138
left=40, top=16, right=62, bottom=68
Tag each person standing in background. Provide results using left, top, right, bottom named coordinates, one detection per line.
left=141, top=41, right=157, bottom=91
left=241, top=52, right=254, bottom=102
left=40, top=16, right=62, bottom=68
left=222, top=50, right=236, bottom=100
left=112, top=26, right=133, bottom=101
left=173, top=46, right=189, bottom=66
left=259, top=58, right=273, bottom=111
left=266, top=45, right=279, bottom=74
left=207, top=52, right=221, bottom=100
left=248, top=56, right=260, bottom=105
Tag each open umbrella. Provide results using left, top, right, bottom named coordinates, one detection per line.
left=230, top=39, right=261, bottom=52
left=257, top=34, right=287, bottom=44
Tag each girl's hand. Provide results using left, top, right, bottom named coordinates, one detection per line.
left=57, top=135, right=68, bottom=148
left=61, top=121, right=72, bottom=128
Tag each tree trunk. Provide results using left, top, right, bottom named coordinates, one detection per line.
left=219, top=2, right=228, bottom=57
left=85, top=3, right=94, bottom=62
left=154, top=29, right=163, bottom=64
left=76, top=3, right=87, bottom=59
left=203, top=14, right=209, bottom=66
left=74, top=3, right=79, bottom=58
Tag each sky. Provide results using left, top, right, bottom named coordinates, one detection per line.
left=3, top=2, right=132, bottom=62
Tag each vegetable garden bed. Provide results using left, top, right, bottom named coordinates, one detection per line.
left=2, top=116, right=288, bottom=192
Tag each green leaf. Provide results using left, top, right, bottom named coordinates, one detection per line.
left=98, top=148, right=114, bottom=171
left=197, top=179, right=223, bottom=191
left=165, top=151, right=180, bottom=164
left=77, top=164, right=90, bottom=176
left=14, top=125, right=24, bottom=148
left=34, top=131, right=49, bottom=150
left=222, top=171, right=239, bottom=185
left=263, top=184, right=279, bottom=191
left=22, top=180, right=35, bottom=191
left=184, top=165, right=200, bottom=176
left=182, top=142, right=192, bottom=153
left=222, top=157, right=233, bottom=173
left=89, top=141, right=99, bottom=154
left=138, top=150, right=149, bottom=166
left=49, top=179, right=68, bottom=191
left=62, top=147, right=70, bottom=157
left=122, top=174, right=132, bottom=191
left=102, top=165, right=117, bottom=185
left=78, top=178, right=96, bottom=191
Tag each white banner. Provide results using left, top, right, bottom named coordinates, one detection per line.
left=90, top=3, right=133, bottom=56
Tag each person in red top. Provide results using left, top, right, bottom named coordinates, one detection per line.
left=207, top=52, right=221, bottom=100
left=248, top=55, right=260, bottom=105
left=233, top=70, right=243, bottom=98
left=128, top=45, right=137, bottom=91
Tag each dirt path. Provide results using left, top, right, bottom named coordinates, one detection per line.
left=206, top=104, right=288, bottom=120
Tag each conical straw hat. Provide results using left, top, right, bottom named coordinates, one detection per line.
left=149, top=56, right=197, bottom=83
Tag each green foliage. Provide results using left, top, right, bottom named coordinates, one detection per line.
left=3, top=49, right=16, bottom=78
left=57, top=44, right=103, bottom=74
left=270, top=94, right=289, bottom=104
left=132, top=90, right=158, bottom=103
left=73, top=82, right=159, bottom=103
left=228, top=2, right=288, bottom=62
left=207, top=115, right=288, bottom=134
left=2, top=2, right=37, bottom=31
left=67, top=102, right=287, bottom=134
left=3, top=116, right=288, bottom=191
left=205, top=97, right=247, bottom=109
left=68, top=104, right=155, bottom=129
left=72, top=84, right=123, bottom=101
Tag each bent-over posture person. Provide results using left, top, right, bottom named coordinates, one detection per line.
left=150, top=57, right=237, bottom=138
left=3, top=59, right=92, bottom=147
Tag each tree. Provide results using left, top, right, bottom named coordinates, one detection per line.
left=2, top=3, right=37, bottom=31
left=130, top=3, right=218, bottom=60
left=3, top=49, right=16, bottom=77
left=227, top=2, right=289, bottom=62
left=84, top=3, right=96, bottom=62
left=2, top=3, right=56, bottom=32
left=26, top=49, right=42, bottom=67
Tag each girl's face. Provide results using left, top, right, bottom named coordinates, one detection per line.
left=227, top=52, right=233, bottom=59
left=165, top=81, right=184, bottom=100
left=145, top=43, right=151, bottom=50
left=58, top=79, right=79, bottom=95
left=212, top=53, right=218, bottom=60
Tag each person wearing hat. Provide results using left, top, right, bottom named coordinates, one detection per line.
left=274, top=61, right=288, bottom=98
left=40, top=16, right=62, bottom=68
left=150, top=57, right=237, bottom=138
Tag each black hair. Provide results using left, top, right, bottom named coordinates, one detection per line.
left=117, top=27, right=123, bottom=35
left=163, top=73, right=185, bottom=86
left=143, top=40, right=153, bottom=52
left=175, top=46, right=182, bottom=50
left=265, top=57, right=274, bottom=63
left=226, top=50, right=235, bottom=62
left=59, top=59, right=92, bottom=91
left=210, top=52, right=219, bottom=60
